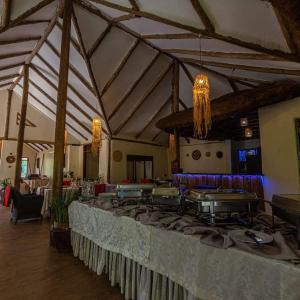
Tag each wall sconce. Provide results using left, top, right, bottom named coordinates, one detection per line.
left=240, top=117, right=248, bottom=127
left=245, top=127, right=253, bottom=138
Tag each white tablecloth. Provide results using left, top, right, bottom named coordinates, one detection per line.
left=69, top=201, right=300, bottom=300
left=41, top=187, right=79, bottom=216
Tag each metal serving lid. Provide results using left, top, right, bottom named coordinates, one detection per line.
left=116, top=184, right=154, bottom=191
left=189, top=189, right=257, bottom=201
left=152, top=187, right=180, bottom=196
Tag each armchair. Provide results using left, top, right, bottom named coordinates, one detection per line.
left=10, top=188, right=44, bottom=224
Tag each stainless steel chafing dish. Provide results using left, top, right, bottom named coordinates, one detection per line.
left=151, top=187, right=182, bottom=205
left=184, top=189, right=259, bottom=224
left=116, top=184, right=153, bottom=199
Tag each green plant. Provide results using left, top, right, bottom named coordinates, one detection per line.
left=0, top=178, right=11, bottom=189
left=52, top=189, right=78, bottom=225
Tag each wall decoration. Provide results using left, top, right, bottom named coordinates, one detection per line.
left=36, top=157, right=40, bottom=169
left=205, top=151, right=211, bottom=157
left=113, top=150, right=123, bottom=162
left=216, top=151, right=223, bottom=159
left=192, top=150, right=201, bottom=160
left=6, top=155, right=15, bottom=164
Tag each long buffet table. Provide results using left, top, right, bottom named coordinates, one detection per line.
left=69, top=201, right=300, bottom=300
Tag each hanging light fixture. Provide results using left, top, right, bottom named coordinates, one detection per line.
left=169, top=133, right=175, bottom=161
left=193, top=36, right=211, bottom=139
left=245, top=127, right=253, bottom=138
left=240, top=117, right=248, bottom=127
left=91, top=116, right=102, bottom=156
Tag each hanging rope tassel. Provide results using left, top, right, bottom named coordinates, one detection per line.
left=193, top=74, right=211, bottom=139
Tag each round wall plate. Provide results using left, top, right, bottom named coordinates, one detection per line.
left=192, top=150, right=201, bottom=160
left=216, top=151, right=223, bottom=159
left=113, top=150, right=123, bottom=162
left=6, top=155, right=16, bottom=164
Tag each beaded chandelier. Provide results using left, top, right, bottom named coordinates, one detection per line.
left=91, top=117, right=102, bottom=156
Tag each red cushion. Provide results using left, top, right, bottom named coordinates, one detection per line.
left=3, top=186, right=11, bottom=207
left=121, top=179, right=131, bottom=184
left=63, top=179, right=72, bottom=186
left=141, top=178, right=151, bottom=184
left=95, top=184, right=106, bottom=196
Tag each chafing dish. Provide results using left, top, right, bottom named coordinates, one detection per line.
left=151, top=187, right=181, bottom=205
left=271, top=194, right=300, bottom=241
left=184, top=189, right=259, bottom=224
left=116, top=184, right=153, bottom=199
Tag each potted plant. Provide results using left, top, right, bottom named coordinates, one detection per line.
left=50, top=189, right=78, bottom=252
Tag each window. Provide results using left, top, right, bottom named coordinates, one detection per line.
left=21, top=158, right=29, bottom=178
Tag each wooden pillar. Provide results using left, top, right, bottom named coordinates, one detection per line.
left=52, top=0, right=72, bottom=202
left=4, top=89, right=12, bottom=139
left=14, top=64, right=29, bottom=190
left=172, top=60, right=180, bottom=172
left=2, top=0, right=11, bottom=28
left=107, top=138, right=111, bottom=183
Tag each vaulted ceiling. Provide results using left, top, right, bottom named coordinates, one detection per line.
left=0, top=0, right=299, bottom=145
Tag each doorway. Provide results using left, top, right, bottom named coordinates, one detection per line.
left=127, top=155, right=153, bottom=183
left=83, top=144, right=99, bottom=180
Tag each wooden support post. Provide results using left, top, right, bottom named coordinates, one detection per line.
left=107, top=138, right=111, bottom=183
left=52, top=0, right=72, bottom=203
left=172, top=60, right=180, bottom=173
left=4, top=89, right=12, bottom=139
left=2, top=0, right=12, bottom=28
left=14, top=64, right=29, bottom=190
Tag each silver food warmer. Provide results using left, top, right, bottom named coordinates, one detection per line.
left=184, top=189, right=259, bottom=225
left=115, top=184, right=154, bottom=199
left=151, top=187, right=182, bottom=205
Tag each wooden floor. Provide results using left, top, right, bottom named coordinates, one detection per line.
left=0, top=206, right=124, bottom=300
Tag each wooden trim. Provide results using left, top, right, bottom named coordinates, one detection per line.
left=72, top=6, right=112, bottom=136
left=190, top=0, right=214, bottom=32
left=113, top=63, right=172, bottom=135
left=0, top=81, right=12, bottom=89
left=180, top=57, right=300, bottom=76
left=17, top=19, right=51, bottom=26
left=4, top=89, right=12, bottom=139
left=112, top=136, right=164, bottom=147
left=0, top=73, right=19, bottom=83
left=0, top=0, right=54, bottom=33
left=2, top=0, right=12, bottom=27
left=33, top=143, right=44, bottom=152
left=142, top=33, right=199, bottom=39
left=108, top=52, right=160, bottom=120
left=113, top=14, right=136, bottom=22
left=100, top=39, right=139, bottom=96
left=179, top=98, right=188, bottom=110
left=180, top=62, right=194, bottom=84
left=151, top=131, right=162, bottom=142
left=25, top=143, right=39, bottom=152
left=172, top=61, right=179, bottom=113
left=0, top=62, right=23, bottom=72
left=52, top=0, right=72, bottom=203
left=88, top=23, right=112, bottom=58
left=40, top=144, right=48, bottom=150
left=228, top=79, right=239, bottom=92
left=14, top=64, right=29, bottom=190
left=88, top=0, right=300, bottom=63
left=135, top=95, right=171, bottom=139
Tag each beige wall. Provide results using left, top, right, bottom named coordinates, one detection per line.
left=179, top=138, right=232, bottom=174
left=259, top=97, right=300, bottom=201
left=110, top=139, right=168, bottom=184
left=0, top=140, right=36, bottom=182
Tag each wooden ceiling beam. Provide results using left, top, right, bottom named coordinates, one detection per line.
left=88, top=0, right=300, bottom=63
left=164, top=49, right=285, bottom=61
left=0, top=51, right=32, bottom=61
left=40, top=144, right=48, bottom=150
left=0, top=81, right=13, bottom=89
left=151, top=131, right=162, bottom=142
left=181, top=57, right=300, bottom=76
left=228, top=79, right=239, bottom=92
left=190, top=0, right=214, bottom=32
left=142, top=33, right=199, bottom=39
left=20, top=83, right=88, bottom=140
left=88, top=23, right=112, bottom=58
left=113, top=14, right=137, bottom=22
left=135, top=95, right=172, bottom=139
left=44, top=40, right=95, bottom=95
left=100, top=39, right=139, bottom=96
left=0, top=62, right=24, bottom=72
left=0, top=0, right=55, bottom=33
left=25, top=143, right=39, bottom=152
left=35, top=54, right=104, bottom=120
left=72, top=6, right=112, bottom=136
left=108, top=52, right=160, bottom=121
left=114, top=63, right=172, bottom=135
left=0, top=36, right=41, bottom=45
left=34, top=143, right=45, bottom=152
left=18, top=19, right=51, bottom=26
left=26, top=76, right=92, bottom=138
left=0, top=73, right=19, bottom=82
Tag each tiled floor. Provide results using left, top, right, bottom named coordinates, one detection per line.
left=0, top=206, right=123, bottom=300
